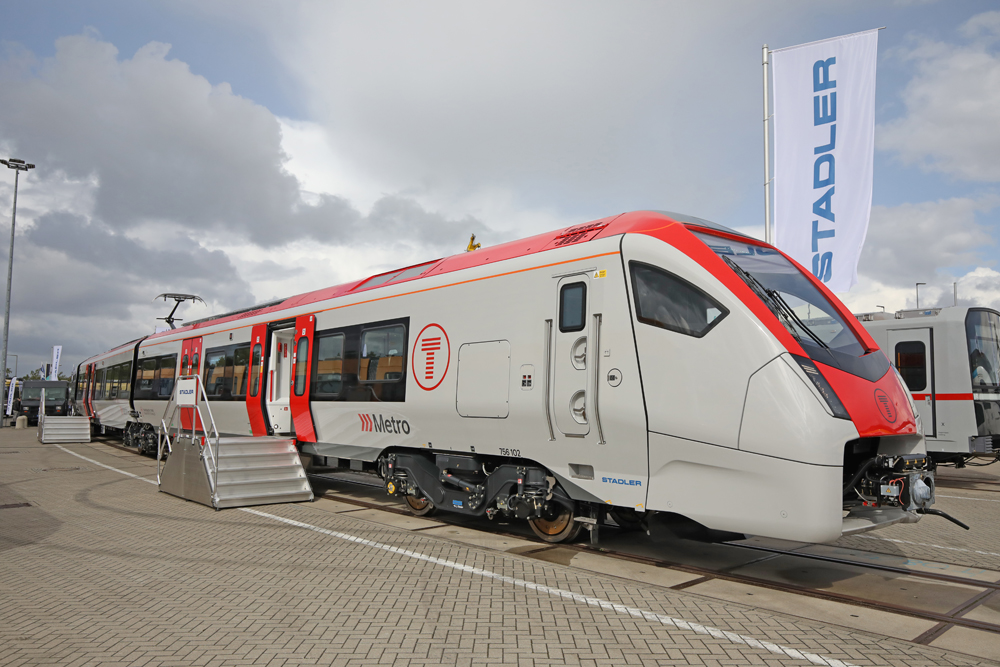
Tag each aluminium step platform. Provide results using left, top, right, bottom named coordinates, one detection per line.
left=37, top=416, right=91, bottom=443
left=160, top=435, right=313, bottom=509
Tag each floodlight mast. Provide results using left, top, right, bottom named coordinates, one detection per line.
left=0, top=159, right=34, bottom=427
left=154, top=293, right=206, bottom=329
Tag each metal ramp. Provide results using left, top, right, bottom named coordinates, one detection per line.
left=37, top=416, right=91, bottom=443
left=36, top=390, right=91, bottom=443
left=157, top=375, right=313, bottom=510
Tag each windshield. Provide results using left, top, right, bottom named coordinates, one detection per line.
left=693, top=232, right=865, bottom=357
left=22, top=387, right=67, bottom=400
left=966, top=309, right=1000, bottom=391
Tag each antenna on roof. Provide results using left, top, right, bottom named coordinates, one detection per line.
left=153, top=293, right=206, bottom=329
left=466, top=234, right=481, bottom=252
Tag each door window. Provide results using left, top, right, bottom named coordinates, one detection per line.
left=895, top=341, right=927, bottom=392
left=630, top=262, right=727, bottom=338
left=559, top=283, right=587, bottom=332
left=294, top=337, right=309, bottom=396
left=250, top=344, right=262, bottom=396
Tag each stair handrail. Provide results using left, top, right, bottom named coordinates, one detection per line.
left=156, top=418, right=172, bottom=485
left=157, top=374, right=222, bottom=501
left=191, top=375, right=221, bottom=500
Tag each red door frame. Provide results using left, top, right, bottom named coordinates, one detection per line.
left=246, top=324, right=269, bottom=436
left=179, top=336, right=203, bottom=432
left=84, top=363, right=95, bottom=418
left=290, top=314, right=317, bottom=442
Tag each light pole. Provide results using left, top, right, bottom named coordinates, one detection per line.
left=1, top=158, right=34, bottom=427
left=916, top=282, right=926, bottom=310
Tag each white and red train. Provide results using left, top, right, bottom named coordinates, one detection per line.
left=857, top=306, right=1000, bottom=465
left=74, top=211, right=947, bottom=543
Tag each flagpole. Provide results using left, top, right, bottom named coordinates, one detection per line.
left=762, top=44, right=772, bottom=245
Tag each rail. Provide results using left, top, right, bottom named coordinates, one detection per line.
left=157, top=375, right=221, bottom=497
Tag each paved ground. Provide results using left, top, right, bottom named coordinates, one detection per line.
left=1, top=429, right=998, bottom=666
left=835, top=464, right=1000, bottom=572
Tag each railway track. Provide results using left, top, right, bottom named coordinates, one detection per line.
left=307, top=470, right=1000, bottom=646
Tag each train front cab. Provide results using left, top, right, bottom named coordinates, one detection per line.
left=621, top=218, right=935, bottom=543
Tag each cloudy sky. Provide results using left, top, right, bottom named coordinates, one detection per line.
left=1, top=1, right=999, bottom=373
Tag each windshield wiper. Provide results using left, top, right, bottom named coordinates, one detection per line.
left=766, top=288, right=830, bottom=351
left=721, top=256, right=829, bottom=351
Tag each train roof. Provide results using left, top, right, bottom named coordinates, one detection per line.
left=79, top=211, right=753, bottom=364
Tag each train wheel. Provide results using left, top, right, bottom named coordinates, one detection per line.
left=610, top=507, right=644, bottom=531
left=405, top=494, right=437, bottom=517
left=528, top=503, right=582, bottom=543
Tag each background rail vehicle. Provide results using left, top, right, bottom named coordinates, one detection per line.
left=72, top=210, right=955, bottom=544
left=856, top=306, right=1000, bottom=467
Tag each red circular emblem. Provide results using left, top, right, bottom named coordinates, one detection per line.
left=874, top=389, right=897, bottom=423
left=412, top=323, right=450, bottom=390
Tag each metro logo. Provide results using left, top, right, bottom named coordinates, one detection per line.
left=412, top=323, right=450, bottom=390
left=359, top=413, right=411, bottom=435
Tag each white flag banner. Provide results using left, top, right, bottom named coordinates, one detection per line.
left=50, top=345, right=62, bottom=380
left=6, top=377, right=16, bottom=416
left=772, top=29, right=878, bottom=293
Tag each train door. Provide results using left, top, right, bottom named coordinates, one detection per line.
left=266, top=325, right=296, bottom=435
left=553, top=275, right=591, bottom=436
left=887, top=327, right=935, bottom=437
left=83, top=363, right=95, bottom=417
left=179, top=336, right=203, bottom=431
left=246, top=324, right=269, bottom=436
left=290, top=314, right=317, bottom=441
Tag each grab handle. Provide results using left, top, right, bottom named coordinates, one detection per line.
left=543, top=319, right=556, bottom=441
left=592, top=313, right=605, bottom=445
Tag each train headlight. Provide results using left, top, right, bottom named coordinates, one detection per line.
left=792, top=355, right=851, bottom=420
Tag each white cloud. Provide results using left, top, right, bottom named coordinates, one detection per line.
left=878, top=11, right=1000, bottom=182
left=858, top=196, right=996, bottom=287
left=840, top=196, right=998, bottom=314
left=0, top=32, right=504, bottom=369
left=240, top=1, right=804, bottom=226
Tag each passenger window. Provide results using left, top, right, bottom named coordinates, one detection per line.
left=559, top=283, right=587, bottom=333
left=294, top=337, right=309, bottom=396
left=139, top=359, right=156, bottom=396
left=157, top=355, right=176, bottom=398
left=314, top=334, right=345, bottom=397
left=895, top=341, right=927, bottom=392
left=360, top=326, right=406, bottom=382
left=630, top=262, right=728, bottom=338
left=233, top=346, right=250, bottom=397
left=204, top=352, right=228, bottom=397
left=181, top=354, right=189, bottom=376
left=94, top=369, right=104, bottom=400
left=250, top=344, right=262, bottom=397
left=119, top=363, right=132, bottom=396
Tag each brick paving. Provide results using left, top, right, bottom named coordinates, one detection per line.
left=835, top=467, right=1000, bottom=572
left=1, top=430, right=997, bottom=666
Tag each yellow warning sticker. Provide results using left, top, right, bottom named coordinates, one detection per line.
left=593, top=269, right=607, bottom=279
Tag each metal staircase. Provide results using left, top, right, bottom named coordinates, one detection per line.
left=157, top=375, right=313, bottom=509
